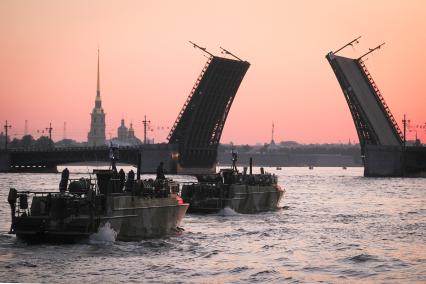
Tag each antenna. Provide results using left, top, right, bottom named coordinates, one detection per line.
left=271, top=122, right=275, bottom=144
left=4, top=120, right=12, bottom=150
left=220, top=46, right=243, bottom=61
left=333, top=36, right=361, bottom=54
left=188, top=41, right=214, bottom=57
left=142, top=115, right=151, bottom=144
left=45, top=122, right=53, bottom=141
left=357, top=42, right=385, bottom=61
left=402, top=114, right=411, bottom=150
left=24, top=120, right=28, bottom=136
left=63, top=122, right=67, bottom=140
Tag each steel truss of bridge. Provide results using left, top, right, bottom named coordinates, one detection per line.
left=168, top=54, right=250, bottom=171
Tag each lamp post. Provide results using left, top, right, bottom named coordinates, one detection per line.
left=4, top=120, right=12, bottom=150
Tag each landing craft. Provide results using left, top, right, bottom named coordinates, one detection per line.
left=181, top=153, right=284, bottom=213
left=8, top=148, right=188, bottom=243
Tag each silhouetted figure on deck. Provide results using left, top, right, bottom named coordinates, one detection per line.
left=124, top=170, right=135, bottom=192
left=59, top=168, right=69, bottom=192
left=118, top=168, right=125, bottom=190
left=231, top=151, right=238, bottom=172
left=156, top=162, right=166, bottom=180
left=8, top=188, right=17, bottom=233
left=109, top=142, right=119, bottom=172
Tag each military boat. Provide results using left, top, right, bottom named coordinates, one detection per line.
left=7, top=149, right=188, bottom=243
left=181, top=154, right=284, bottom=213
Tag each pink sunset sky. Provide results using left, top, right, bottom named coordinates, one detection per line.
left=0, top=0, right=425, bottom=144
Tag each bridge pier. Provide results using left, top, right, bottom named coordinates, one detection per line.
left=364, top=145, right=426, bottom=177
left=364, top=145, right=402, bottom=177
left=0, top=151, right=11, bottom=172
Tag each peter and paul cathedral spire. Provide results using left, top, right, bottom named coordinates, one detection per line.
left=95, top=48, right=102, bottom=108
left=97, top=48, right=100, bottom=92
left=88, top=49, right=106, bottom=146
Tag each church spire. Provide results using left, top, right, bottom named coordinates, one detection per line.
left=88, top=48, right=106, bottom=147
left=97, top=48, right=100, bottom=95
left=95, top=49, right=102, bottom=109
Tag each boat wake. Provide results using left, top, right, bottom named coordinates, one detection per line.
left=89, top=222, right=118, bottom=243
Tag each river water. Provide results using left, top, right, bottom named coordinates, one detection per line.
left=0, top=167, right=425, bottom=283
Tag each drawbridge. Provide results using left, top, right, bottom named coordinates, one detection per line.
left=168, top=43, right=250, bottom=173
left=326, top=40, right=402, bottom=154
left=326, top=38, right=426, bottom=177
left=0, top=45, right=249, bottom=175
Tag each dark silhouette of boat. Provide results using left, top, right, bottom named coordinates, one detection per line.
left=7, top=148, right=188, bottom=243
left=181, top=153, right=284, bottom=213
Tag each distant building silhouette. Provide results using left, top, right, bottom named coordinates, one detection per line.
left=117, top=119, right=128, bottom=141
left=87, top=49, right=106, bottom=146
left=112, top=119, right=142, bottom=146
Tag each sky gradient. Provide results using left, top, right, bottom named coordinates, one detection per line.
left=0, top=0, right=425, bottom=144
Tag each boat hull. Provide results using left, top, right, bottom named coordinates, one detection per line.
left=12, top=195, right=188, bottom=243
left=107, top=196, right=188, bottom=241
left=183, top=184, right=284, bottom=214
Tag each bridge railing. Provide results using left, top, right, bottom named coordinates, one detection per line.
left=7, top=143, right=175, bottom=153
left=358, top=59, right=403, bottom=142
left=168, top=56, right=213, bottom=141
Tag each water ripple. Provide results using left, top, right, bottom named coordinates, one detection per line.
left=0, top=167, right=425, bottom=283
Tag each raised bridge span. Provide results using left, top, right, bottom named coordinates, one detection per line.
left=168, top=53, right=250, bottom=174
left=326, top=40, right=426, bottom=177
left=0, top=48, right=250, bottom=175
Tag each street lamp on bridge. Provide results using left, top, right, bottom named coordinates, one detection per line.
left=4, top=120, right=12, bottom=150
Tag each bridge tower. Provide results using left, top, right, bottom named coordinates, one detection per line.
left=88, top=49, right=107, bottom=146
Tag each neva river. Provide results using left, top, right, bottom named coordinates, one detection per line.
left=0, top=167, right=425, bottom=283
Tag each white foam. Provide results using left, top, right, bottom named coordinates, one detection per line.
left=89, top=222, right=118, bottom=243
left=219, top=207, right=239, bottom=216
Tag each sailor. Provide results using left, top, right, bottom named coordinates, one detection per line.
left=109, top=143, right=118, bottom=172
left=124, top=170, right=135, bottom=192
left=231, top=151, right=238, bottom=172
left=59, top=168, right=69, bottom=192
left=118, top=168, right=125, bottom=190
left=156, top=161, right=166, bottom=180
left=8, top=188, right=17, bottom=233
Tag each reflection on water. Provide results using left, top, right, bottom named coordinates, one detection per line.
left=0, top=167, right=425, bottom=283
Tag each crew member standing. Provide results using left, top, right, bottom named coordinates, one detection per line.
left=156, top=161, right=166, bottom=180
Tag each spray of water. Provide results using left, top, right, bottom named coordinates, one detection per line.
left=218, top=207, right=239, bottom=216
left=89, top=222, right=118, bottom=243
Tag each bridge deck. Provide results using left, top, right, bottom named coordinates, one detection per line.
left=1, top=144, right=178, bottom=173
left=327, top=53, right=402, bottom=148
